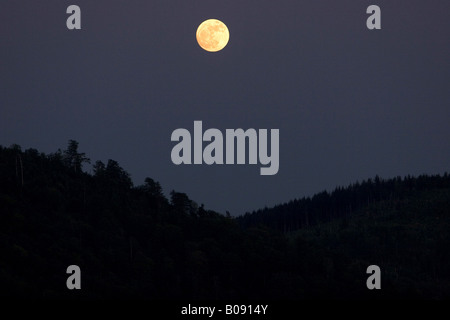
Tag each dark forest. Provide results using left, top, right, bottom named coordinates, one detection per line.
left=1, top=141, right=449, bottom=299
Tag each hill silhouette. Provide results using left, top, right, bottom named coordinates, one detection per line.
left=0, top=141, right=449, bottom=299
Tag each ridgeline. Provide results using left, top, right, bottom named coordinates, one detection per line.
left=1, top=141, right=449, bottom=299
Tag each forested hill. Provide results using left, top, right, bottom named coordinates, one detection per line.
left=1, top=141, right=450, bottom=300
left=237, top=173, right=450, bottom=233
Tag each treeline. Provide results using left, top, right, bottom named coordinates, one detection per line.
left=238, top=173, right=450, bottom=233
left=0, top=141, right=449, bottom=299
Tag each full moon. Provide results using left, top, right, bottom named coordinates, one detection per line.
left=196, top=19, right=230, bottom=52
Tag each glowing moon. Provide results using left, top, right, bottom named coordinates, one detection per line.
left=196, top=19, right=230, bottom=52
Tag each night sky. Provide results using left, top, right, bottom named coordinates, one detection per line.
left=1, top=0, right=449, bottom=215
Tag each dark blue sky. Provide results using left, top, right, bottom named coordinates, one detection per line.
left=1, top=0, right=449, bottom=215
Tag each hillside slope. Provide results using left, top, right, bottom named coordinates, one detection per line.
left=1, top=142, right=449, bottom=299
